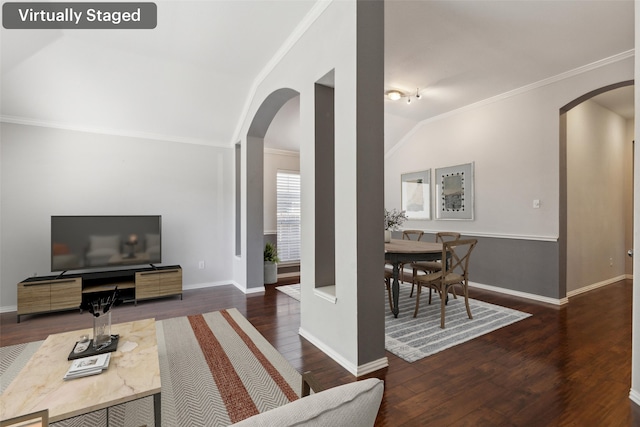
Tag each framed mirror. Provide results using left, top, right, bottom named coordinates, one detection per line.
left=436, top=162, right=474, bottom=220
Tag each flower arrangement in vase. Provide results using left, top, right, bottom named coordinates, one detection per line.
left=384, top=208, right=408, bottom=242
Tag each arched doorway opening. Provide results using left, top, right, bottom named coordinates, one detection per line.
left=244, top=88, right=300, bottom=289
left=559, top=80, right=634, bottom=298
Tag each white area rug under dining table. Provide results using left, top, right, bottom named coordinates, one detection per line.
left=276, top=282, right=531, bottom=362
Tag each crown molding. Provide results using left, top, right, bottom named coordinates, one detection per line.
left=0, top=115, right=231, bottom=149
left=230, top=0, right=333, bottom=145
left=264, top=147, right=300, bottom=157
left=386, top=49, right=635, bottom=159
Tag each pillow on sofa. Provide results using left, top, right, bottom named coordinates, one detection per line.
left=232, top=378, right=383, bottom=427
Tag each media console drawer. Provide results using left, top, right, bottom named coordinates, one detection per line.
left=135, top=268, right=182, bottom=300
left=17, top=277, right=82, bottom=321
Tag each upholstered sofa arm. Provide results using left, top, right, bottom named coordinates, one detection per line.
left=232, top=378, right=384, bottom=427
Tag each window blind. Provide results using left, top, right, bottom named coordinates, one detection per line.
left=277, top=171, right=301, bottom=263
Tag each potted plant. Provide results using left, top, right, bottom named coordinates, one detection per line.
left=264, top=242, right=280, bottom=284
left=384, top=208, right=408, bottom=242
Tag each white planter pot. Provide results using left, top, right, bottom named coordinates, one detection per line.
left=264, top=261, right=278, bottom=284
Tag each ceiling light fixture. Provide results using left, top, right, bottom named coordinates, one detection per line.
left=386, top=88, right=422, bottom=104
left=386, top=90, right=403, bottom=101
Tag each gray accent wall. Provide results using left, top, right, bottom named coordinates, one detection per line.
left=355, top=0, right=386, bottom=366
left=396, top=232, right=561, bottom=299
left=467, top=236, right=560, bottom=299
left=314, top=83, right=336, bottom=288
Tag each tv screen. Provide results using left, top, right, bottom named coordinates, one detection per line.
left=51, top=215, right=162, bottom=271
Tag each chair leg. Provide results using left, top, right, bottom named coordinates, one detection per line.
left=413, top=284, right=422, bottom=318
left=410, top=267, right=416, bottom=297
left=385, top=278, right=393, bottom=311
left=463, top=282, right=473, bottom=320
left=440, top=285, right=447, bottom=328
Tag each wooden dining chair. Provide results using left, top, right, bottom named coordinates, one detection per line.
left=409, top=231, right=461, bottom=297
left=413, top=238, right=478, bottom=328
left=384, top=269, right=393, bottom=311
left=397, top=230, right=424, bottom=283
left=402, top=230, right=424, bottom=241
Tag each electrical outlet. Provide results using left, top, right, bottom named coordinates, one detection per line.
left=533, top=199, right=540, bottom=209
left=198, top=261, right=205, bottom=269
left=609, top=257, right=613, bottom=267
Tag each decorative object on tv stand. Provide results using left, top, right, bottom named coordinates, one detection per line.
left=80, top=288, right=122, bottom=350
left=263, top=243, right=280, bottom=285
left=124, top=234, right=138, bottom=259
left=384, top=208, right=408, bottom=243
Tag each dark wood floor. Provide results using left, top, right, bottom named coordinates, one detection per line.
left=2, top=277, right=639, bottom=426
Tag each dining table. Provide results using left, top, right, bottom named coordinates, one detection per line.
left=384, top=239, right=444, bottom=317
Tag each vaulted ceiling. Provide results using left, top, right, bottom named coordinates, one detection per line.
left=1, top=1, right=635, bottom=154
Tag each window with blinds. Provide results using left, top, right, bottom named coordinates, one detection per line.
left=276, top=171, right=301, bottom=263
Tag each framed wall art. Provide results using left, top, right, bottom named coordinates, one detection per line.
left=436, top=162, right=474, bottom=220
left=401, top=170, right=431, bottom=220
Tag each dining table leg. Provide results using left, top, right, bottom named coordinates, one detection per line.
left=392, top=262, right=400, bottom=318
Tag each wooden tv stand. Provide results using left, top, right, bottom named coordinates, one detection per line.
left=17, top=265, right=182, bottom=322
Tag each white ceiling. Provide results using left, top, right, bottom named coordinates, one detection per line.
left=1, top=1, right=635, bottom=153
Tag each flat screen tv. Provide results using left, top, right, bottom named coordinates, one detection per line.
left=51, top=215, right=162, bottom=272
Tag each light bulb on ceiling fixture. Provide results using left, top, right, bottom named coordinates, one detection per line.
left=407, top=96, right=411, bottom=104
left=386, top=90, right=403, bottom=101
left=415, top=88, right=421, bottom=100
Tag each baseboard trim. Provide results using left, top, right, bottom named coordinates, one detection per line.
left=469, top=281, right=568, bottom=306
left=566, top=275, right=627, bottom=299
left=184, top=280, right=266, bottom=295
left=629, top=388, right=640, bottom=406
left=183, top=281, right=232, bottom=290
left=0, top=305, right=17, bottom=314
left=298, top=327, right=388, bottom=377
left=356, top=357, right=390, bottom=377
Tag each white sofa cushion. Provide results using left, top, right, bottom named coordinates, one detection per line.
left=232, top=378, right=383, bottom=427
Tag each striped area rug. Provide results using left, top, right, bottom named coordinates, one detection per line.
left=0, top=309, right=301, bottom=427
left=276, top=282, right=531, bottom=363
left=275, top=284, right=301, bottom=301
left=386, top=284, right=531, bottom=362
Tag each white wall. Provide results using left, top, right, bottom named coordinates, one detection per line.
left=386, top=56, right=633, bottom=241
left=0, top=123, right=235, bottom=310
left=235, top=1, right=387, bottom=375
left=566, top=100, right=632, bottom=293
left=263, top=150, right=300, bottom=233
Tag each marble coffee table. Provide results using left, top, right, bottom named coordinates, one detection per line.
left=0, top=318, right=161, bottom=426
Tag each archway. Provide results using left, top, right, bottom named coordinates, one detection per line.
left=559, top=80, right=634, bottom=299
left=244, top=88, right=300, bottom=290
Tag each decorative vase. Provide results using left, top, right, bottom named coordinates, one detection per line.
left=384, top=230, right=392, bottom=243
left=264, top=261, right=278, bottom=284
left=93, top=311, right=112, bottom=349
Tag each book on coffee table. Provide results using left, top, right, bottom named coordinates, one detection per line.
left=64, top=353, right=111, bottom=380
